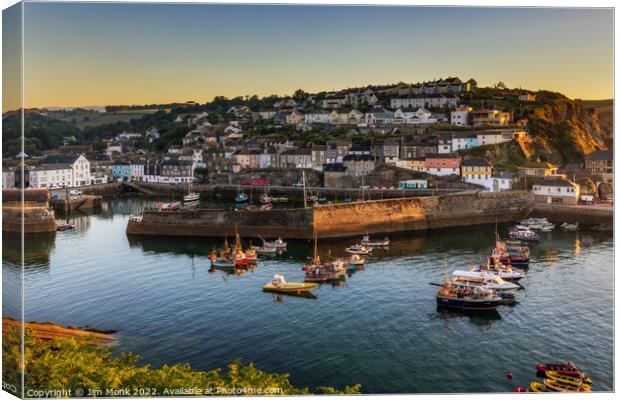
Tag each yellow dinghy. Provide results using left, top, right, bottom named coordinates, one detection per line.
left=263, top=274, right=318, bottom=294
left=545, top=370, right=593, bottom=385
left=529, top=381, right=548, bottom=392
left=544, top=378, right=591, bottom=392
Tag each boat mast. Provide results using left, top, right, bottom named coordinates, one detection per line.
left=303, top=170, right=307, bottom=208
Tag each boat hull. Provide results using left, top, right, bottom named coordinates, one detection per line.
left=262, top=283, right=318, bottom=293
left=436, top=296, right=500, bottom=310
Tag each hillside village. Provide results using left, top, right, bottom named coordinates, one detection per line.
left=2, top=77, right=613, bottom=205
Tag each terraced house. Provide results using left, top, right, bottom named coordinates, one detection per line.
left=461, top=158, right=493, bottom=190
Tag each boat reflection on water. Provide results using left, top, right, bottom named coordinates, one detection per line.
left=209, top=263, right=256, bottom=277
left=269, top=291, right=318, bottom=302
left=435, top=306, right=502, bottom=327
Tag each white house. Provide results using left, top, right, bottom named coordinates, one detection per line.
left=532, top=176, right=580, bottom=205
left=450, top=106, right=472, bottom=126
left=364, top=107, right=394, bottom=126
left=304, top=110, right=331, bottom=124
left=29, top=164, right=73, bottom=188
left=437, top=135, right=453, bottom=154
left=105, top=142, right=123, bottom=156
left=476, top=131, right=513, bottom=146
left=320, top=93, right=348, bottom=109
left=393, top=107, right=436, bottom=125
left=490, top=172, right=517, bottom=192
left=40, top=154, right=92, bottom=187
left=451, top=133, right=478, bottom=152
left=130, top=160, right=147, bottom=181
left=390, top=94, right=459, bottom=110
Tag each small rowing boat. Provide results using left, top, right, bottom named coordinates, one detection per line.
left=263, top=275, right=318, bottom=294
left=536, top=361, right=581, bottom=376
left=56, top=223, right=75, bottom=231
left=545, top=370, right=593, bottom=385
left=348, top=254, right=365, bottom=266
left=561, top=222, right=579, bottom=231
left=543, top=378, right=590, bottom=392
left=529, top=381, right=548, bottom=392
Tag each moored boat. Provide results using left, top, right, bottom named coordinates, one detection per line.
left=235, top=193, right=249, bottom=203
left=360, top=235, right=390, bottom=247
left=561, top=222, right=579, bottom=231
left=451, top=270, right=520, bottom=293
left=529, top=381, right=549, bottom=392
left=509, top=227, right=540, bottom=242
left=536, top=361, right=581, bottom=376
left=346, top=244, right=373, bottom=255
left=348, top=254, right=365, bottom=266
left=56, top=222, right=75, bottom=231
left=474, top=260, right=525, bottom=281
left=183, top=192, right=200, bottom=203
left=156, top=201, right=182, bottom=211
left=545, top=370, right=593, bottom=385
left=263, top=274, right=318, bottom=294
left=543, top=378, right=590, bottom=392
left=259, top=194, right=272, bottom=204
left=436, top=282, right=502, bottom=311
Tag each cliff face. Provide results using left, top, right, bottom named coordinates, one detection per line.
left=525, top=92, right=612, bottom=165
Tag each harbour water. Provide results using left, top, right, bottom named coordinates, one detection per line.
left=3, top=198, right=613, bottom=393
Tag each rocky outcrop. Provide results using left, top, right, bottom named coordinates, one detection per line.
left=525, top=92, right=611, bottom=164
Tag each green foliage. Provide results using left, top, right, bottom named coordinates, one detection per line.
left=2, top=111, right=83, bottom=156
left=3, top=328, right=360, bottom=396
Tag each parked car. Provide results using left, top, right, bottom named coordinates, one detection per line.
left=69, top=189, right=82, bottom=196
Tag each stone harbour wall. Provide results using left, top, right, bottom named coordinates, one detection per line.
left=312, top=191, right=535, bottom=238
left=127, top=191, right=535, bottom=239
left=126, top=207, right=314, bottom=238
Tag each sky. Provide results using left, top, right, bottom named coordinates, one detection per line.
left=2, top=3, right=614, bottom=111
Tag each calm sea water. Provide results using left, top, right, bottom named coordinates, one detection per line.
left=3, top=198, right=614, bottom=393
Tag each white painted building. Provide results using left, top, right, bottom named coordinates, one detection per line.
left=450, top=106, right=472, bottom=126
left=39, top=155, right=93, bottom=187
left=390, top=94, right=459, bottom=110
left=29, top=164, right=73, bottom=188
left=476, top=132, right=513, bottom=146
left=2, top=169, right=15, bottom=189
left=304, top=110, right=331, bottom=124
left=532, top=176, right=580, bottom=205
left=490, top=173, right=517, bottom=192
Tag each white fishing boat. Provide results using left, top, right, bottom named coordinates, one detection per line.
left=345, top=244, right=373, bottom=255
left=474, top=260, right=525, bottom=281
left=252, top=245, right=278, bottom=255
left=509, top=227, right=540, bottom=242
left=539, top=223, right=555, bottom=232
left=561, top=222, right=579, bottom=231
left=451, top=270, right=520, bottom=293
left=183, top=168, right=200, bottom=204
left=183, top=192, right=200, bottom=203
left=360, top=235, right=390, bottom=247
left=265, top=237, right=287, bottom=249
left=348, top=254, right=365, bottom=266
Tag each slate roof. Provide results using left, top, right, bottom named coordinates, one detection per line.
left=585, top=150, right=613, bottom=161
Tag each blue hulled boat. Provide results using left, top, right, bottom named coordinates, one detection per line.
left=436, top=283, right=502, bottom=311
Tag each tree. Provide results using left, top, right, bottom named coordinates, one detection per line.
left=292, top=89, right=307, bottom=102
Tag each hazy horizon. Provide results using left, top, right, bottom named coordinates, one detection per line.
left=3, top=4, right=614, bottom=112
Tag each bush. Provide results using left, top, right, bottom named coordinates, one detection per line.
left=3, top=327, right=360, bottom=396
